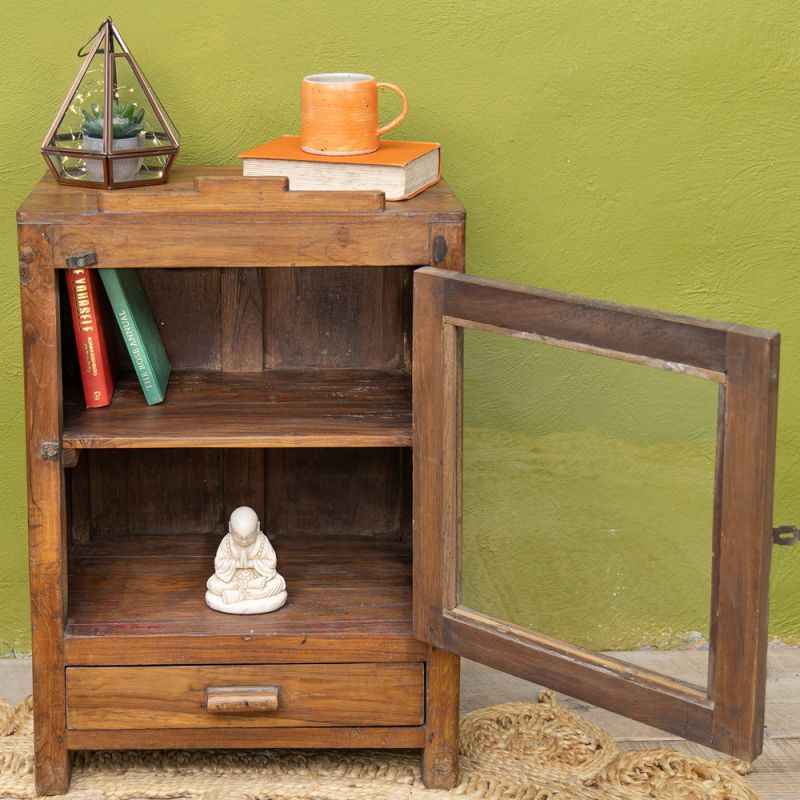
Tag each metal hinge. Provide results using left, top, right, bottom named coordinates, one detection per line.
left=773, top=525, right=800, bottom=546
left=431, top=235, right=448, bottom=265
left=18, top=245, right=35, bottom=286
left=65, top=250, right=97, bottom=269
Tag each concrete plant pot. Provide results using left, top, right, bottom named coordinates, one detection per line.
left=82, top=133, right=144, bottom=183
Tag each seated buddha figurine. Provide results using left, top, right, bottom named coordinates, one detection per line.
left=205, top=506, right=287, bottom=615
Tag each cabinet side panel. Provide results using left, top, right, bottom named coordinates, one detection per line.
left=19, top=223, right=71, bottom=795
left=264, top=267, right=411, bottom=369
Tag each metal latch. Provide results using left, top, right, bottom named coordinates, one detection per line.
left=773, top=525, right=800, bottom=546
left=65, top=251, right=97, bottom=269
left=39, top=441, right=61, bottom=461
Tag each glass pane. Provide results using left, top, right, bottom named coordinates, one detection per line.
left=49, top=51, right=105, bottom=153
left=110, top=54, right=178, bottom=151
left=460, top=328, right=718, bottom=688
left=45, top=51, right=108, bottom=185
left=45, top=152, right=107, bottom=185
left=111, top=152, right=171, bottom=184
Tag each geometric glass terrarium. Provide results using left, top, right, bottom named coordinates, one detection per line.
left=41, top=18, right=179, bottom=189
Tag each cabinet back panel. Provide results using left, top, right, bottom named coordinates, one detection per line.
left=74, top=448, right=405, bottom=538
left=115, top=267, right=412, bottom=373
left=87, top=449, right=227, bottom=535
left=138, top=269, right=223, bottom=371
left=221, top=268, right=265, bottom=371
left=266, top=449, right=404, bottom=535
left=265, top=267, right=412, bottom=369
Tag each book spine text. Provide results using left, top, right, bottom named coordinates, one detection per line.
left=117, top=307, right=156, bottom=394
left=65, top=269, right=116, bottom=407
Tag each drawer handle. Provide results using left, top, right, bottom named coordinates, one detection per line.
left=205, top=685, right=280, bottom=714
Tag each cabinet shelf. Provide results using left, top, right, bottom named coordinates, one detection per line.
left=65, top=532, right=424, bottom=665
left=62, top=369, right=412, bottom=449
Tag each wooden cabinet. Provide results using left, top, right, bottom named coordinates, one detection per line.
left=18, top=168, right=778, bottom=795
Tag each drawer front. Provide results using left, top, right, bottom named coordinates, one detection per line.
left=66, top=663, right=425, bottom=730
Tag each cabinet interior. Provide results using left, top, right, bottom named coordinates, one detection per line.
left=62, top=266, right=416, bottom=638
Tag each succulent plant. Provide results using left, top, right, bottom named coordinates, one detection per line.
left=80, top=101, right=145, bottom=139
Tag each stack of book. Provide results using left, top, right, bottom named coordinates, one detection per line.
left=66, top=268, right=171, bottom=408
left=239, top=135, right=441, bottom=201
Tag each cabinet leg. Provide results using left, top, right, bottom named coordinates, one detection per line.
left=421, top=646, right=460, bottom=789
left=34, top=743, right=71, bottom=796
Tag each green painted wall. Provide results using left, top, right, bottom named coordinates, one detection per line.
left=1, top=1, right=798, bottom=654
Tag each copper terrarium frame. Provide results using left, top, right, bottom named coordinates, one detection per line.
left=41, top=18, right=180, bottom=189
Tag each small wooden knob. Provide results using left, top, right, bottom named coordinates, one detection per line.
left=205, top=686, right=280, bottom=714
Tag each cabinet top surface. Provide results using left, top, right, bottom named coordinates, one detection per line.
left=17, top=166, right=465, bottom=224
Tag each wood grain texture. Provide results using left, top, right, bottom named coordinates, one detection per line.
left=53, top=218, right=433, bottom=269
left=264, top=267, right=411, bottom=369
left=429, top=221, right=466, bottom=272
left=63, top=370, right=412, bottom=449
left=87, top=449, right=224, bottom=535
left=66, top=663, right=424, bottom=729
left=65, top=533, right=422, bottom=664
left=205, top=686, right=280, bottom=714
left=137, top=268, right=221, bottom=370
left=443, top=608, right=714, bottom=744
left=66, top=725, right=426, bottom=750
left=709, top=330, right=779, bottom=759
left=17, top=168, right=465, bottom=224
left=422, top=647, right=460, bottom=789
left=221, top=269, right=264, bottom=371
left=95, top=175, right=387, bottom=214
left=65, top=633, right=429, bottom=666
left=412, top=270, right=447, bottom=645
left=266, top=449, right=404, bottom=534
left=437, top=269, right=778, bottom=378
left=19, top=223, right=71, bottom=796
left=67, top=450, right=90, bottom=544
left=223, top=449, right=266, bottom=525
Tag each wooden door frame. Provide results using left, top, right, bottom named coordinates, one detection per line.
left=413, top=267, right=779, bottom=760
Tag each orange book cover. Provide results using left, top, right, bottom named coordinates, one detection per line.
left=240, top=135, right=440, bottom=166
left=239, top=136, right=441, bottom=199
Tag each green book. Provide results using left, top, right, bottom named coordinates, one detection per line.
left=98, top=269, right=171, bottom=405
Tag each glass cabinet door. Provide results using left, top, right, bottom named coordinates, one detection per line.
left=412, top=267, right=779, bottom=760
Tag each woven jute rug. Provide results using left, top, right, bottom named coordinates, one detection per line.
left=0, top=691, right=759, bottom=799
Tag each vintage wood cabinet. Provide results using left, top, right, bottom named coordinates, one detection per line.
left=18, top=168, right=779, bottom=795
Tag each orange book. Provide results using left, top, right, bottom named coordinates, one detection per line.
left=239, top=135, right=441, bottom=201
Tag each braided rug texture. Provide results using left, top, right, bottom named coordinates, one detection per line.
left=0, top=690, right=758, bottom=799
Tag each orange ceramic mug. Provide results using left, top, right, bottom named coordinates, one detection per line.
left=300, top=72, right=408, bottom=156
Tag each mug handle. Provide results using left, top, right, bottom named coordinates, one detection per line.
left=376, top=82, right=408, bottom=137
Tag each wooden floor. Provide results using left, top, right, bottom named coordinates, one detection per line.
left=1, top=650, right=798, bottom=798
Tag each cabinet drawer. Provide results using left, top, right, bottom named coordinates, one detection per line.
left=66, top=663, right=425, bottom=730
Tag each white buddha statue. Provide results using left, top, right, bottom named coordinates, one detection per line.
left=205, top=506, right=287, bottom=615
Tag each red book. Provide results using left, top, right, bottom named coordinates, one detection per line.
left=65, top=269, right=118, bottom=407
